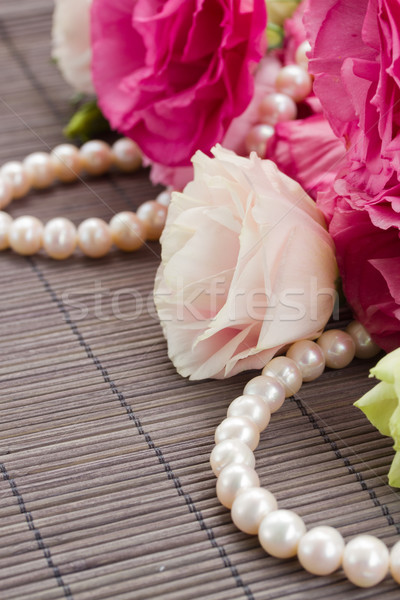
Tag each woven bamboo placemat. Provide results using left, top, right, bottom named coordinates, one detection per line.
left=0, top=2, right=399, bottom=598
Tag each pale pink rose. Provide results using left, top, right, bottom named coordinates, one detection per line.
left=52, top=0, right=94, bottom=95
left=154, top=146, right=337, bottom=380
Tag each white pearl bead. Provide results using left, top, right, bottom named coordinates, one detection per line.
left=345, top=321, right=381, bottom=359
left=259, top=509, right=306, bottom=558
left=275, top=65, right=313, bottom=102
left=258, top=93, right=297, bottom=126
left=136, top=200, right=168, bottom=241
left=23, top=152, right=55, bottom=189
left=43, top=218, right=77, bottom=260
left=295, top=41, right=311, bottom=71
left=51, top=144, right=82, bottom=182
left=317, top=329, right=356, bottom=369
left=1, top=161, right=31, bottom=199
left=297, top=526, right=344, bottom=575
left=227, top=395, right=271, bottom=432
left=342, top=535, right=389, bottom=587
left=109, top=211, right=146, bottom=252
left=216, top=464, right=260, bottom=509
left=286, top=340, right=325, bottom=382
left=210, top=439, right=255, bottom=477
left=112, top=138, right=142, bottom=172
left=155, top=189, right=172, bottom=207
left=243, top=375, right=285, bottom=413
left=215, top=416, right=260, bottom=451
left=262, top=357, right=302, bottom=397
left=0, top=211, right=13, bottom=250
left=231, top=487, right=277, bottom=535
left=78, top=218, right=113, bottom=258
left=9, top=216, right=43, bottom=255
left=0, top=177, right=13, bottom=209
left=80, top=140, right=112, bottom=175
left=244, top=124, right=275, bottom=156
left=390, top=540, right=400, bottom=584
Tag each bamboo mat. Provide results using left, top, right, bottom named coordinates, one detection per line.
left=1, top=2, right=400, bottom=599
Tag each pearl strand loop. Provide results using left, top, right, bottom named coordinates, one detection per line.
left=0, top=138, right=170, bottom=259
left=0, top=40, right=314, bottom=258
left=210, top=323, right=400, bottom=588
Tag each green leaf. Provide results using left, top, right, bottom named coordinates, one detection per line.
left=370, top=347, right=400, bottom=385
left=354, top=347, right=400, bottom=487
left=265, top=0, right=301, bottom=27
left=390, top=402, right=400, bottom=451
left=267, top=23, right=285, bottom=49
left=63, top=100, right=111, bottom=142
left=354, top=381, right=397, bottom=437
left=388, top=450, right=400, bottom=488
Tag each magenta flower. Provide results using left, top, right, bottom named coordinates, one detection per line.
left=267, top=114, right=346, bottom=199
left=305, top=0, right=400, bottom=351
left=148, top=55, right=282, bottom=189
left=90, top=0, right=267, bottom=168
left=326, top=192, right=400, bottom=352
left=305, top=0, right=400, bottom=192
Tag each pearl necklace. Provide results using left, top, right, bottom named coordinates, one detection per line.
left=0, top=138, right=169, bottom=259
left=209, top=44, right=400, bottom=588
left=0, top=40, right=312, bottom=261
left=2, top=36, right=396, bottom=589
left=210, top=325, right=400, bottom=588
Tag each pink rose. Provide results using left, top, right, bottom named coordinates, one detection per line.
left=305, top=0, right=400, bottom=350
left=147, top=162, right=194, bottom=193
left=305, top=0, right=400, bottom=192
left=267, top=114, right=346, bottom=199
left=52, top=0, right=94, bottom=95
left=326, top=193, right=400, bottom=352
left=149, top=55, right=282, bottom=190
left=154, top=146, right=337, bottom=380
left=91, top=0, right=267, bottom=168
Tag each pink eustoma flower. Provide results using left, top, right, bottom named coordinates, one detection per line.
left=305, top=0, right=400, bottom=350
left=267, top=114, right=346, bottom=199
left=91, top=0, right=267, bottom=168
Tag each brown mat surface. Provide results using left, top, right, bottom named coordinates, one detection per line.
left=1, top=2, right=400, bottom=599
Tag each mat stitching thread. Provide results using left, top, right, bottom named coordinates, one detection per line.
left=291, top=395, right=400, bottom=533
left=0, top=463, right=73, bottom=599
left=29, top=259, right=254, bottom=600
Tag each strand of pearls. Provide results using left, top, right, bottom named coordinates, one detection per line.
left=210, top=322, right=400, bottom=588
left=0, top=41, right=312, bottom=258
left=245, top=40, right=312, bottom=157
left=0, top=138, right=170, bottom=259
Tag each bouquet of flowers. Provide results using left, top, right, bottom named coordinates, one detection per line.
left=52, top=0, right=400, bottom=487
